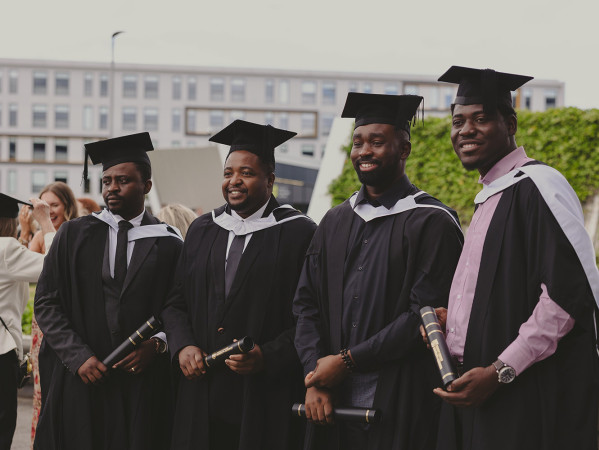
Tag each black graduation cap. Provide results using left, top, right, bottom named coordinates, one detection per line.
left=437, top=66, right=533, bottom=112
left=209, top=120, right=296, bottom=166
left=341, top=92, right=423, bottom=135
left=0, top=193, right=32, bottom=219
left=83, top=132, right=154, bottom=181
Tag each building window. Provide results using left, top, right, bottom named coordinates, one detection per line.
left=278, top=144, right=288, bottom=153
left=172, top=76, right=181, bottom=100
left=523, top=89, right=532, bottom=110
left=123, top=75, right=138, bottom=98
left=264, top=112, right=274, bottom=125
left=144, top=75, right=159, bottom=99
left=84, top=73, right=93, bottom=96
left=54, top=171, right=68, bottom=184
left=428, top=87, right=439, bottom=109
left=301, top=144, right=315, bottom=157
left=210, top=78, right=225, bottom=101
left=55, top=105, right=69, bottom=128
left=172, top=108, right=181, bottom=132
left=55, top=72, right=70, bottom=95
left=348, top=82, right=358, bottom=93
left=100, top=74, right=108, bottom=97
left=302, top=81, right=316, bottom=105
left=83, top=106, right=93, bottom=130
left=230, top=110, right=245, bottom=122
left=33, top=139, right=46, bottom=161
left=363, top=82, right=372, bottom=94
left=231, top=78, right=245, bottom=102
left=32, top=104, right=47, bottom=127
left=321, top=114, right=334, bottom=136
left=144, top=108, right=159, bottom=131
left=7, top=170, right=17, bottom=193
left=322, top=82, right=336, bottom=105
left=32, top=170, right=47, bottom=193
left=301, top=113, right=316, bottom=133
left=404, top=84, right=418, bottom=95
left=209, top=110, right=224, bottom=130
left=545, top=89, right=557, bottom=109
left=8, top=138, right=16, bottom=161
left=265, top=79, right=274, bottom=103
left=278, top=112, right=289, bottom=130
left=9, top=70, right=18, bottom=94
left=279, top=80, right=290, bottom=104
left=55, top=139, right=68, bottom=162
left=8, top=104, right=17, bottom=127
left=188, top=77, right=197, bottom=100
left=0, top=105, right=2, bottom=126
left=187, top=109, right=196, bottom=133
left=384, top=84, right=398, bottom=95
left=171, top=140, right=180, bottom=147
left=33, top=71, right=47, bottom=94
left=99, top=106, right=108, bottom=130
left=122, top=107, right=137, bottom=130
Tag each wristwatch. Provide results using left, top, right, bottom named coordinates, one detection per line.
left=151, top=337, right=168, bottom=354
left=492, top=359, right=516, bottom=384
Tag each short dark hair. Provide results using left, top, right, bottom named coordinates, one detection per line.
left=133, top=162, right=152, bottom=182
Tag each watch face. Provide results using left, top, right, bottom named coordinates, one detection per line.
left=499, top=366, right=516, bottom=384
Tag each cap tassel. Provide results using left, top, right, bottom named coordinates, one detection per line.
left=82, top=147, right=89, bottom=185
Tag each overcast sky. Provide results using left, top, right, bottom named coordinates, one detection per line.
left=2, top=0, right=598, bottom=108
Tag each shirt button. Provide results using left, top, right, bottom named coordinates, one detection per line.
left=353, top=295, right=358, bottom=299
left=358, top=266, right=363, bottom=271
left=217, top=327, right=225, bottom=334
left=363, top=239, right=368, bottom=244
left=450, top=327, right=455, bottom=333
left=457, top=294, right=461, bottom=299
left=352, top=322, right=357, bottom=328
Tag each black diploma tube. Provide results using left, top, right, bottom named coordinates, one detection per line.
left=203, top=336, right=255, bottom=369
left=102, top=316, right=162, bottom=368
left=292, top=403, right=380, bottom=424
left=420, top=306, right=457, bottom=388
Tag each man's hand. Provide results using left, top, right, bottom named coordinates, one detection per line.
left=434, top=365, right=500, bottom=408
left=77, top=356, right=108, bottom=385
left=178, top=345, right=207, bottom=380
left=226, top=344, right=264, bottom=375
left=304, top=354, right=350, bottom=390
left=113, top=340, right=158, bottom=375
left=304, top=385, right=335, bottom=426
left=420, top=307, right=448, bottom=348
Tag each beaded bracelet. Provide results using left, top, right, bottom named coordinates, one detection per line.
left=339, top=348, right=356, bottom=373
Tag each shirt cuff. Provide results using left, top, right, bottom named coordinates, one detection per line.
left=152, top=332, right=167, bottom=350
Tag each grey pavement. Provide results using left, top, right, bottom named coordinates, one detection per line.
left=11, top=382, right=33, bottom=450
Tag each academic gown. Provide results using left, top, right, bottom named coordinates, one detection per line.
left=293, top=189, right=464, bottom=450
left=33, top=212, right=183, bottom=450
left=437, top=166, right=599, bottom=450
left=162, top=196, right=316, bottom=450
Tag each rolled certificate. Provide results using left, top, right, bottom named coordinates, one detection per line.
left=420, top=306, right=457, bottom=388
left=102, top=316, right=162, bottom=368
left=292, top=403, right=380, bottom=424
left=203, top=336, right=255, bottom=369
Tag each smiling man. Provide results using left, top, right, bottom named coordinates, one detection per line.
left=434, top=67, right=599, bottom=450
left=161, top=120, right=316, bottom=450
left=34, top=132, right=183, bottom=450
left=293, top=93, right=464, bottom=450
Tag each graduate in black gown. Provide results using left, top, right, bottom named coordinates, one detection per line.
left=293, top=93, right=464, bottom=450
left=161, top=120, right=316, bottom=450
left=34, top=133, right=183, bottom=450
left=433, top=67, right=599, bottom=450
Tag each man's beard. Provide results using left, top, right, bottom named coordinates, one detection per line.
left=354, top=158, right=398, bottom=188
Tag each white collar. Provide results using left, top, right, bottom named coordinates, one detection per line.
left=230, top=199, right=270, bottom=222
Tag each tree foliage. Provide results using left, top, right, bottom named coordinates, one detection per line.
left=329, top=107, right=599, bottom=225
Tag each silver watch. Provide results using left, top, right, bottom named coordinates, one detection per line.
left=492, top=359, right=516, bottom=384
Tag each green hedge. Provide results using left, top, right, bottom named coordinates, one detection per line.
left=329, top=107, right=599, bottom=225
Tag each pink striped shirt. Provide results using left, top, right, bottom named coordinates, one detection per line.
left=446, top=147, right=575, bottom=375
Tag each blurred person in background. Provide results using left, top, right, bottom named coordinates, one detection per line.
left=27, top=181, right=79, bottom=445
left=0, top=195, right=55, bottom=450
left=77, top=197, right=101, bottom=216
left=156, top=203, right=197, bottom=240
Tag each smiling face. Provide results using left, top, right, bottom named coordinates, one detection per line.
left=451, top=104, right=517, bottom=176
left=101, top=162, right=151, bottom=220
left=222, top=150, right=274, bottom=218
left=350, top=123, right=411, bottom=199
left=40, top=191, right=66, bottom=230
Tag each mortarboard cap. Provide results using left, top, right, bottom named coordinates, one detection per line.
left=83, top=132, right=154, bottom=181
left=341, top=93, right=423, bottom=136
left=0, top=193, right=32, bottom=219
left=437, top=66, right=533, bottom=112
left=209, top=120, right=296, bottom=166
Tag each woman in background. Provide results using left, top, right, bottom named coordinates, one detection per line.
left=0, top=196, right=54, bottom=450
left=27, top=182, right=79, bottom=445
left=156, top=203, right=197, bottom=240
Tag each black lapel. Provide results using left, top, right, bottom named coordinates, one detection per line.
left=121, top=212, right=158, bottom=296
left=211, top=227, right=229, bottom=325
left=326, top=202, right=353, bottom=352
left=463, top=187, right=514, bottom=367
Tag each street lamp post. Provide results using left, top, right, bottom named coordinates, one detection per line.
left=110, top=31, right=125, bottom=137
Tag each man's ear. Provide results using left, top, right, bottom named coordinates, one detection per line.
left=143, top=179, right=152, bottom=195
left=507, top=114, right=518, bottom=136
left=267, top=172, right=275, bottom=189
left=400, top=140, right=412, bottom=160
